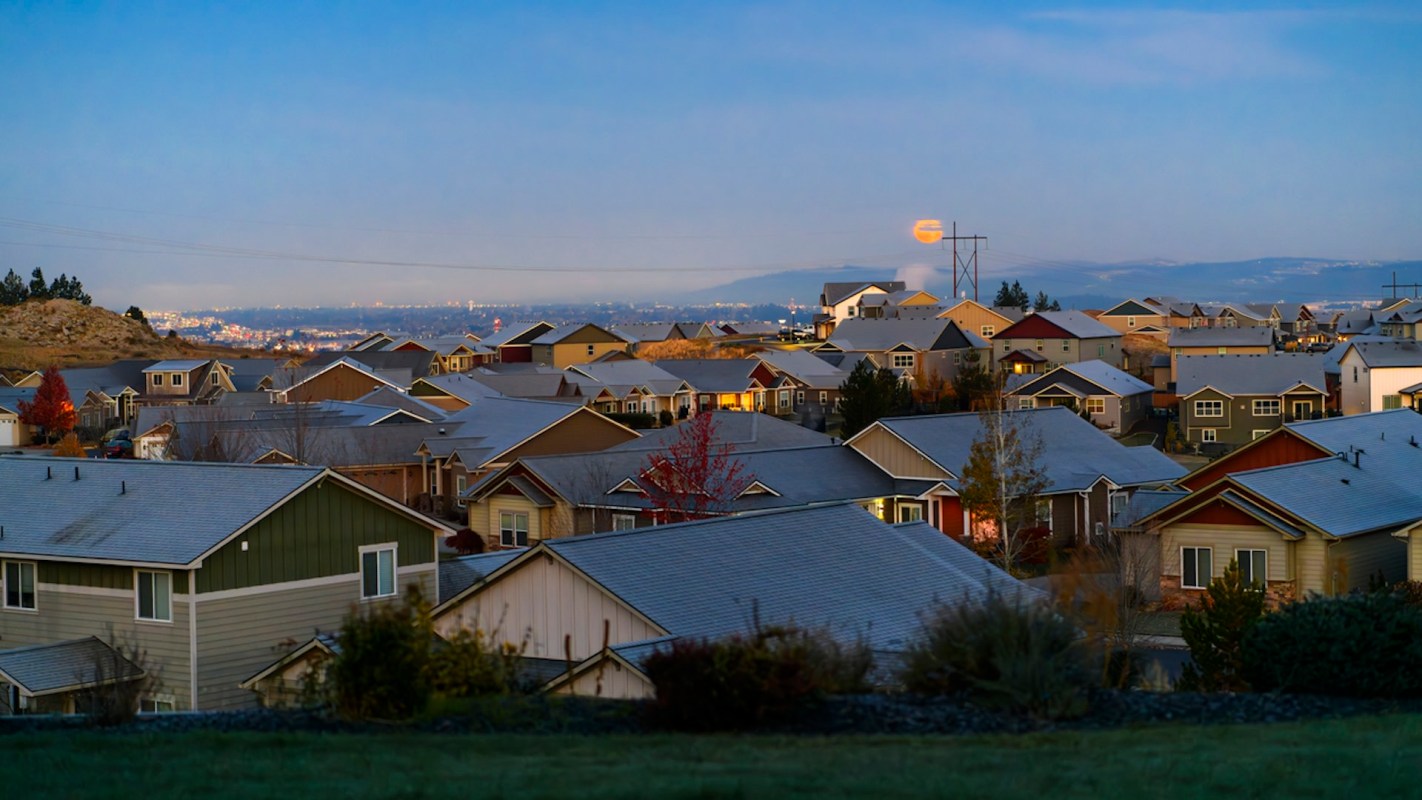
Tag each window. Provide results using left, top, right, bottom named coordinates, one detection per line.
left=360, top=547, right=396, bottom=600
left=980, top=325, right=994, bottom=338
left=1110, top=492, right=1128, bottom=517
left=1353, top=366, right=1358, bottom=383
left=1062, top=340, right=1071, bottom=352
left=1236, top=549, right=1267, bottom=587
left=1127, top=316, right=1136, bottom=327
left=152, top=373, right=164, bottom=387
left=1292, top=400, right=1313, bottom=419
left=897, top=504, right=923, bottom=523
left=170, top=372, right=184, bottom=387
left=3, top=561, right=36, bottom=610
left=210, top=372, right=220, bottom=386
left=455, top=475, right=467, bottom=508
left=586, top=344, right=595, bottom=356
left=136, top=570, right=172, bottom=621
left=499, top=512, right=529, bottom=547
left=1002, top=341, right=1010, bottom=352
left=1252, top=429, right=1271, bottom=440
left=611, top=513, right=637, bottom=532
left=796, top=391, right=805, bottom=405
left=624, top=401, right=638, bottom=413
left=1182, top=547, right=1212, bottom=589
left=1201, top=428, right=1217, bottom=443
left=953, top=352, right=961, bottom=366
left=779, top=390, right=790, bottom=409
left=1018, top=398, right=1034, bottom=410
left=1217, top=347, right=1228, bottom=355
left=1086, top=397, right=1105, bottom=415
left=1252, top=399, right=1280, bottom=416
left=1194, top=399, right=1223, bottom=417
left=818, top=391, right=828, bottom=405
left=1035, top=339, right=1044, bottom=352
left=1384, top=395, right=1403, bottom=410
left=891, top=353, right=915, bottom=369
left=1034, top=500, right=1052, bottom=530
left=1097, top=344, right=1105, bottom=358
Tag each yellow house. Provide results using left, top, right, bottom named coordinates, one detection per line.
left=528, top=324, right=632, bottom=368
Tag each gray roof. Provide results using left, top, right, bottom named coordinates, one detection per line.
left=144, top=360, right=209, bottom=372
left=438, top=551, right=525, bottom=604
left=822, top=280, right=906, bottom=307
left=606, top=411, right=831, bottom=453
left=1167, top=326, right=1276, bottom=347
left=352, top=386, right=449, bottom=420
left=651, top=359, right=767, bottom=393
left=1019, top=310, right=1120, bottom=340
left=870, top=406, right=1186, bottom=493
left=416, top=373, right=504, bottom=403
left=1009, top=360, right=1152, bottom=399
left=565, top=360, right=689, bottom=397
left=754, top=349, right=848, bottom=388
left=538, top=503, right=1033, bottom=650
left=529, top=323, right=628, bottom=346
left=826, top=317, right=987, bottom=353
left=1230, top=455, right=1422, bottom=538
left=1111, top=489, right=1189, bottom=529
left=608, top=323, right=682, bottom=344
left=0, top=387, right=36, bottom=416
left=0, top=457, right=324, bottom=565
left=1175, top=353, right=1329, bottom=397
left=422, top=397, right=616, bottom=465
left=1342, top=340, right=1422, bottom=368
left=0, top=637, right=145, bottom=697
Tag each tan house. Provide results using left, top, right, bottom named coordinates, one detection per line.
left=1097, top=298, right=1203, bottom=337
left=278, top=357, right=407, bottom=403
left=1166, top=326, right=1275, bottom=383
left=528, top=324, right=632, bottom=368
left=934, top=298, right=1020, bottom=341
left=0, top=389, right=37, bottom=447
left=992, top=311, right=1124, bottom=374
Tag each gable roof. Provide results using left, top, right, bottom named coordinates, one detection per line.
left=651, top=359, right=766, bottom=393
left=0, top=637, right=145, bottom=698
left=605, top=411, right=831, bottom=453
left=1008, top=360, right=1152, bottom=399
left=826, top=317, right=988, bottom=352
left=1175, top=353, right=1329, bottom=398
left=1340, top=339, right=1422, bottom=368
left=998, top=310, right=1119, bottom=340
left=821, top=280, right=907, bottom=307
left=0, top=387, right=36, bottom=416
left=530, top=323, right=630, bottom=346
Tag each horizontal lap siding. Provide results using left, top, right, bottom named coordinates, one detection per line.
left=195, top=567, right=436, bottom=710
left=1332, top=532, right=1406, bottom=593
left=1, top=586, right=191, bottom=708
left=849, top=427, right=948, bottom=479
left=435, top=556, right=659, bottom=662
left=1161, top=525, right=1289, bottom=582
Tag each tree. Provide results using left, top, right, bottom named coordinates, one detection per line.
left=1177, top=559, right=1267, bottom=692
left=641, top=412, right=751, bottom=523
left=949, top=352, right=996, bottom=412
left=1032, top=291, right=1061, bottom=312
left=27, top=268, right=48, bottom=300
left=48, top=273, right=91, bottom=305
left=53, top=432, right=86, bottom=457
left=0, top=269, right=28, bottom=305
left=124, top=306, right=149, bottom=325
left=837, top=359, right=911, bottom=439
left=18, top=366, right=76, bottom=444
left=993, top=280, right=1030, bottom=311
left=958, top=403, right=1048, bottom=573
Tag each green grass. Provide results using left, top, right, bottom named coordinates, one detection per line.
left=5, top=714, right=1422, bottom=798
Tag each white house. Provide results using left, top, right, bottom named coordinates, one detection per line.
left=1338, top=341, right=1422, bottom=415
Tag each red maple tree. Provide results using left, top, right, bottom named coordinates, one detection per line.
left=19, top=365, right=76, bottom=444
left=641, top=412, right=751, bottom=524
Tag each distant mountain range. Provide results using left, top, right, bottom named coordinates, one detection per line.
left=681, top=258, right=1422, bottom=310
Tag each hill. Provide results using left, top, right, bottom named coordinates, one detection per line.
left=0, top=299, right=271, bottom=373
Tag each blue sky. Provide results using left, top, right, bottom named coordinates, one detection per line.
left=1, top=2, right=1418, bottom=309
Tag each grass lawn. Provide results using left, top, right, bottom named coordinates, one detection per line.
left=5, top=714, right=1422, bottom=799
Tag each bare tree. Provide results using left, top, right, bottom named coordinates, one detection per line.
left=958, top=402, right=1048, bottom=574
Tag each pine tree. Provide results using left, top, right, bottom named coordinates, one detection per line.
left=0, top=269, right=27, bottom=305
left=1177, top=559, right=1268, bottom=692
left=18, top=366, right=77, bottom=444
left=993, top=280, right=1030, bottom=311
left=1033, top=291, right=1061, bottom=312
left=837, top=358, right=911, bottom=439
left=27, top=268, right=49, bottom=300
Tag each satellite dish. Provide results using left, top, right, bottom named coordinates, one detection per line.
left=913, top=219, right=943, bottom=244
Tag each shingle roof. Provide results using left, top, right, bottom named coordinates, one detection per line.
left=822, top=281, right=906, bottom=307
left=1010, top=360, right=1151, bottom=399
left=539, top=503, right=1033, bottom=649
left=1342, top=340, right=1422, bottom=368
left=0, top=387, right=36, bottom=416
left=826, top=318, right=986, bottom=352
left=1020, top=310, right=1120, bottom=340
left=651, top=359, right=764, bottom=393
left=144, top=360, right=209, bottom=372
left=0, top=637, right=145, bottom=697
left=1229, top=456, right=1422, bottom=538
left=565, top=360, right=689, bottom=396
left=438, top=551, right=525, bottom=604
left=1175, top=353, right=1329, bottom=397
left=605, top=411, right=831, bottom=453
left=869, top=406, right=1185, bottom=492
left=1167, top=327, right=1276, bottom=347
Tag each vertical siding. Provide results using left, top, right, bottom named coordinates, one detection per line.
left=1, top=585, right=192, bottom=708
left=193, top=567, right=437, bottom=710
left=500, top=412, right=640, bottom=462
left=559, top=661, right=655, bottom=700
left=434, top=555, right=661, bottom=661
left=196, top=482, right=437, bottom=593
left=848, top=427, right=949, bottom=479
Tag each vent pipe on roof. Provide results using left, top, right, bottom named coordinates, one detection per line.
left=120, top=480, right=126, bottom=495
left=1354, top=449, right=1365, bottom=470
left=45, top=466, right=52, bottom=480
left=74, top=466, right=80, bottom=481
left=1411, top=436, right=1419, bottom=448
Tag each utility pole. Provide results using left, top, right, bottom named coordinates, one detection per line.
left=1382, top=271, right=1421, bottom=300
left=944, top=221, right=988, bottom=303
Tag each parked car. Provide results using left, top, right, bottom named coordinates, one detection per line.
left=103, top=432, right=134, bottom=459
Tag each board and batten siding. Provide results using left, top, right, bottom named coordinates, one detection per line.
left=194, top=566, right=436, bottom=710
left=849, top=427, right=949, bottom=479
left=555, top=661, right=655, bottom=700
left=1160, top=524, right=1289, bottom=584
left=196, top=481, right=437, bottom=594
left=1, top=580, right=192, bottom=708
left=435, top=554, right=662, bottom=662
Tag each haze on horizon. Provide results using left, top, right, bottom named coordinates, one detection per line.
left=1, top=2, right=1419, bottom=311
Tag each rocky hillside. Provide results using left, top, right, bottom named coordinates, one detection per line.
left=0, top=299, right=259, bottom=372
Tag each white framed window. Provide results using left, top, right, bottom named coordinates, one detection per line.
left=1292, top=400, right=1313, bottom=419
left=624, top=401, right=638, bottom=413
left=1110, top=492, right=1128, bottom=517
left=953, top=352, right=961, bottom=366
left=1035, top=499, right=1052, bottom=530
left=586, top=344, right=595, bottom=356
left=152, top=373, right=164, bottom=387
left=891, top=353, right=915, bottom=369
left=210, top=372, right=220, bottom=386
left=1018, top=398, right=1034, bottom=410
left=1194, top=400, right=1224, bottom=417
left=1062, top=340, right=1071, bottom=352
left=359, top=545, right=397, bottom=600
left=3, top=561, right=36, bottom=611
left=1035, top=339, right=1044, bottom=352
left=819, top=391, right=828, bottom=405
left=1384, top=395, right=1403, bottom=410
left=1098, top=344, right=1106, bottom=357
left=141, top=696, right=177, bottom=714
left=897, top=504, right=923, bottom=523
left=1002, top=341, right=1010, bottom=352
left=136, top=570, right=172, bottom=622
left=1252, top=429, right=1271, bottom=440
left=1236, top=549, right=1267, bottom=587
left=171, top=372, right=184, bottom=387
left=779, top=390, right=790, bottom=409
left=1182, top=547, right=1212, bottom=589
left=1252, top=399, right=1280, bottom=416
left=1086, top=397, right=1105, bottom=415
left=611, top=513, right=637, bottom=532
left=455, top=475, right=467, bottom=508
left=796, top=391, right=805, bottom=405
left=499, top=511, right=529, bottom=547
left=1201, top=428, right=1217, bottom=443
left=980, top=325, right=994, bottom=338
left=1127, top=316, right=1136, bottom=327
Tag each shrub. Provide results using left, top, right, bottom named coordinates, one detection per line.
left=658, top=409, right=674, bottom=427
left=643, top=624, right=872, bottom=731
left=899, top=591, right=1091, bottom=720
left=1241, top=592, right=1422, bottom=697
left=327, top=588, right=433, bottom=721
left=79, top=634, right=158, bottom=727
left=446, top=528, right=485, bottom=555
left=606, top=412, right=657, bottom=429
left=1177, top=559, right=1267, bottom=692
left=427, top=627, right=526, bottom=697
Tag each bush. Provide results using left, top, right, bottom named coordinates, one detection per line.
left=1177, top=559, right=1267, bottom=692
left=606, top=412, right=657, bottom=429
left=644, top=624, right=872, bottom=731
left=1241, top=592, right=1422, bottom=697
left=427, top=627, right=526, bottom=697
left=327, top=588, right=433, bottom=721
left=658, top=409, right=674, bottom=427
left=899, top=592, right=1091, bottom=720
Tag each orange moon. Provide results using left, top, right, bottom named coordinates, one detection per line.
left=913, top=219, right=943, bottom=244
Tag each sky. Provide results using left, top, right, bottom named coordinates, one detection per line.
left=1, top=2, right=1419, bottom=310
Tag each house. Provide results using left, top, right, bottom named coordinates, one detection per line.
left=1166, top=326, right=1275, bottom=383
left=469, top=321, right=557, bottom=364
left=1377, top=300, right=1422, bottom=342
left=300, top=349, right=437, bottom=385
left=856, top=289, right=940, bottom=319
left=1338, top=340, right=1422, bottom=415
left=815, top=280, right=907, bottom=338
left=0, top=388, right=37, bottom=447
left=846, top=406, right=1185, bottom=543
left=652, top=359, right=783, bottom=412
left=564, top=360, right=694, bottom=418
left=408, top=373, right=504, bottom=412
left=608, top=323, right=701, bottom=352
left=1175, top=353, right=1330, bottom=452
left=817, top=317, right=989, bottom=386
left=932, top=298, right=1020, bottom=341
left=991, top=311, right=1124, bottom=374
left=528, top=324, right=632, bottom=368
left=430, top=503, right=1030, bottom=699
left=1096, top=298, right=1204, bottom=337
left=276, top=356, right=409, bottom=403
left=1206, top=303, right=1281, bottom=329
left=61, top=359, right=233, bottom=431
left=0, top=457, right=454, bottom=712
left=752, top=349, right=849, bottom=421
left=384, top=335, right=482, bottom=374
left=457, top=368, right=586, bottom=403
left=604, top=410, right=833, bottom=453
left=1123, top=410, right=1422, bottom=604
left=1004, top=360, right=1153, bottom=432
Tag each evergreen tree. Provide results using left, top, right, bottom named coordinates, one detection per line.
left=27, top=268, right=49, bottom=300
left=1033, top=291, right=1061, bottom=312
left=837, top=358, right=911, bottom=439
left=1177, top=559, right=1268, bottom=692
left=0, top=269, right=27, bottom=305
left=993, top=280, right=1030, bottom=311
left=48, top=273, right=92, bottom=305
left=125, top=306, right=149, bottom=325
left=949, top=353, right=996, bottom=412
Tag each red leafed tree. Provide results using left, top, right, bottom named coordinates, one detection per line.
left=19, top=365, right=76, bottom=444
left=641, top=412, right=752, bottom=524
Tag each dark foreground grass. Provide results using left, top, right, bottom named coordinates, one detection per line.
left=7, top=713, right=1422, bottom=799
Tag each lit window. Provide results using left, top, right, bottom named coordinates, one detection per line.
left=1182, top=547, right=1212, bottom=589
left=3, top=561, right=36, bottom=610
left=1236, top=549, right=1267, bottom=588
left=1194, top=400, right=1224, bottom=417
left=981, top=325, right=994, bottom=338
left=1086, top=398, right=1105, bottom=415
left=136, top=570, right=172, bottom=621
left=500, top=512, right=529, bottom=547
left=360, top=547, right=396, bottom=600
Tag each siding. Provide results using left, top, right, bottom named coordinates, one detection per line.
left=194, top=566, right=437, bottom=710
left=498, top=411, right=639, bottom=463
left=556, top=660, right=655, bottom=700
left=435, top=554, right=662, bottom=662
left=1180, top=432, right=1327, bottom=491
left=196, top=482, right=437, bottom=593
left=849, top=427, right=949, bottom=479
left=286, top=364, right=393, bottom=403
left=1332, top=531, right=1406, bottom=592
left=42, top=562, right=134, bottom=590
left=1, top=584, right=192, bottom=708
left=1410, top=535, right=1422, bottom=583
left=1160, top=524, right=1289, bottom=583
left=1295, top=534, right=1329, bottom=595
